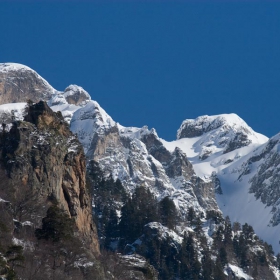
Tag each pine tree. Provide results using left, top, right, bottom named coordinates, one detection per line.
left=187, top=207, right=196, bottom=226
left=238, top=234, right=249, bottom=268
left=159, top=196, right=177, bottom=230
left=224, top=216, right=232, bottom=245
left=35, top=204, right=74, bottom=242
left=213, top=225, right=224, bottom=249
left=113, top=178, right=127, bottom=201
left=206, top=210, right=223, bottom=224
left=212, top=258, right=226, bottom=280
left=242, top=223, right=254, bottom=242
left=179, top=232, right=201, bottom=279
left=276, top=253, right=280, bottom=269
left=119, top=197, right=134, bottom=245
left=201, top=249, right=213, bottom=280
left=232, top=221, right=241, bottom=233
left=104, top=209, right=119, bottom=250
left=218, top=247, right=228, bottom=267
left=194, top=216, right=203, bottom=234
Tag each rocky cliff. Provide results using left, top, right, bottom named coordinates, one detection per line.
left=0, top=101, right=102, bottom=279
left=0, top=63, right=56, bottom=104
left=70, top=102, right=219, bottom=219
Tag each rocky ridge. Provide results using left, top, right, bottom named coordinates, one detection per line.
left=70, top=103, right=218, bottom=217
left=237, top=133, right=280, bottom=226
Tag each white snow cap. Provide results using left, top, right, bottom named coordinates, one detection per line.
left=0, top=63, right=34, bottom=72
left=0, top=62, right=57, bottom=95
left=177, top=113, right=254, bottom=139
left=63, top=84, right=91, bottom=100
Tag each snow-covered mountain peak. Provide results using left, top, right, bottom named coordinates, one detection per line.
left=178, top=113, right=255, bottom=139
left=0, top=62, right=35, bottom=73
left=0, top=62, right=57, bottom=105
left=0, top=62, right=56, bottom=95
left=175, top=114, right=268, bottom=162
left=63, top=84, right=91, bottom=106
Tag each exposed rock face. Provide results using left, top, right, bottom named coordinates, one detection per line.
left=0, top=101, right=99, bottom=255
left=71, top=103, right=219, bottom=218
left=0, top=63, right=56, bottom=104
left=140, top=131, right=218, bottom=212
left=238, top=134, right=280, bottom=226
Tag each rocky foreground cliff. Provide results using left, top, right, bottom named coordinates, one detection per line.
left=0, top=101, right=106, bottom=279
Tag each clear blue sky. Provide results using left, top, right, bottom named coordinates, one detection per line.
left=1, top=1, right=280, bottom=140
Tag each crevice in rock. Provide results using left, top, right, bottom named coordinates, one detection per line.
left=62, top=185, right=76, bottom=216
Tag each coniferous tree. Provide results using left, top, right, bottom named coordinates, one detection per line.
left=187, top=207, right=196, bottom=226
left=232, top=221, right=241, bottom=233
left=180, top=232, right=201, bottom=280
left=119, top=186, right=159, bottom=246
left=194, top=215, right=203, bottom=234
left=99, top=205, right=110, bottom=246
left=159, top=236, right=178, bottom=279
left=159, top=196, right=177, bottom=230
left=224, top=216, right=232, bottom=245
left=201, top=249, right=213, bottom=280
left=35, top=204, right=74, bottom=242
left=119, top=197, right=134, bottom=245
left=206, top=210, right=223, bottom=224
left=212, top=258, right=226, bottom=280
left=213, top=225, right=224, bottom=249
left=238, top=234, right=249, bottom=268
left=276, top=253, right=280, bottom=269
left=113, top=179, right=127, bottom=201
left=218, top=247, right=228, bottom=267
left=104, top=209, right=119, bottom=250
left=242, top=223, right=254, bottom=242
left=87, top=160, right=104, bottom=187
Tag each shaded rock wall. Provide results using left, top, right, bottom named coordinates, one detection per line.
left=0, top=101, right=99, bottom=255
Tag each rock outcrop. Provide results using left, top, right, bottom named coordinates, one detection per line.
left=18, top=101, right=99, bottom=255
left=0, top=63, right=56, bottom=104
left=71, top=103, right=219, bottom=219
left=63, top=85, right=91, bottom=106
left=0, top=101, right=100, bottom=255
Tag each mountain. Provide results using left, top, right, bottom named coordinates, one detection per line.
left=0, top=62, right=280, bottom=279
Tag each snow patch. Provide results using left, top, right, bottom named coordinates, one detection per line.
left=225, top=264, right=253, bottom=280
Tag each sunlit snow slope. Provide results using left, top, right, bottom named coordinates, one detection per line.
left=161, top=114, right=280, bottom=253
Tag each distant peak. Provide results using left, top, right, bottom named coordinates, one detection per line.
left=63, top=84, right=91, bottom=106
left=177, top=113, right=252, bottom=139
